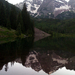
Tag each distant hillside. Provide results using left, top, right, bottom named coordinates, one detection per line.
left=34, top=18, right=75, bottom=34
left=55, top=11, right=75, bottom=20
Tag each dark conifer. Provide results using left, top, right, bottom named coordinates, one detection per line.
left=6, top=18, right=11, bottom=30
left=16, top=23, right=21, bottom=36
left=17, top=13, right=24, bottom=33
left=0, top=1, right=6, bottom=27
left=10, top=5, right=17, bottom=29
left=21, top=3, right=28, bottom=33
left=21, top=3, right=34, bottom=35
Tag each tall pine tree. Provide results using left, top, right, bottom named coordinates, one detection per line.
left=17, top=12, right=24, bottom=33
left=0, top=1, right=6, bottom=27
left=21, top=3, right=28, bottom=33
left=21, top=3, right=34, bottom=35
left=10, top=5, right=17, bottom=29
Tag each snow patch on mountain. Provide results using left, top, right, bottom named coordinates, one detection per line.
left=26, top=1, right=32, bottom=11
left=56, top=0, right=65, bottom=3
left=54, top=5, right=70, bottom=11
left=15, top=0, right=43, bottom=14
left=30, top=4, right=40, bottom=13
left=54, top=5, right=71, bottom=16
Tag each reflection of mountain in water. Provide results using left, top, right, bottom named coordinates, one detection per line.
left=0, top=37, right=75, bottom=75
left=17, top=50, right=75, bottom=74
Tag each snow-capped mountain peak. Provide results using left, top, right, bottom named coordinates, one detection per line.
left=15, top=0, right=43, bottom=14
left=15, top=0, right=75, bottom=18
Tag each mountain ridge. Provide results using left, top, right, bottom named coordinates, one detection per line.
left=15, top=0, right=75, bottom=18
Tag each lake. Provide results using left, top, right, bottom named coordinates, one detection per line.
left=0, top=36, right=75, bottom=75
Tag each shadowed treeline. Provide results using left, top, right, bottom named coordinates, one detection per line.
left=33, top=36, right=75, bottom=52
left=0, top=37, right=34, bottom=71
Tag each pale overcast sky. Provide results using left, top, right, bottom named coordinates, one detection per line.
left=7, top=0, right=69, bottom=4
left=6, top=0, right=24, bottom=4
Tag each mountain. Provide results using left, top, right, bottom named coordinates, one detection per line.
left=68, top=0, right=75, bottom=12
left=15, top=0, right=71, bottom=18
left=55, top=11, right=75, bottom=20
left=15, top=0, right=43, bottom=14
left=37, top=0, right=75, bottom=19
left=37, top=0, right=68, bottom=17
left=15, top=0, right=75, bottom=19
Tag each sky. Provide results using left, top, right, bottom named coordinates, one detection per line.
left=6, top=0, right=24, bottom=4
left=7, top=0, right=70, bottom=4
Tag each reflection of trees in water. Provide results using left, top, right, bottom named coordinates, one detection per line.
left=5, top=63, right=8, bottom=71
left=0, top=36, right=75, bottom=74
left=0, top=37, right=34, bottom=71
left=33, top=36, right=75, bottom=52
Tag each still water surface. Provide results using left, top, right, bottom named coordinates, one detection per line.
left=0, top=37, right=75, bottom=75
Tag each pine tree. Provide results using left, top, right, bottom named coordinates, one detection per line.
left=16, top=23, right=21, bottom=36
left=6, top=18, right=11, bottom=30
left=0, top=1, right=6, bottom=27
left=21, top=3, right=28, bottom=33
left=5, top=1, right=10, bottom=18
left=21, top=3, right=34, bottom=35
left=17, top=13, right=23, bottom=33
left=10, top=5, right=17, bottom=29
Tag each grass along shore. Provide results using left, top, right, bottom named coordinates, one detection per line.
left=0, top=26, right=25, bottom=44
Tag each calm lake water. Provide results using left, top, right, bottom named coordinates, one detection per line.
left=0, top=36, right=75, bottom=75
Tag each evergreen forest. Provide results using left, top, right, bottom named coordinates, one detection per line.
left=0, top=0, right=34, bottom=37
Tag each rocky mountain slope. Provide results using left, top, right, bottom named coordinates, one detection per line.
left=38, top=0, right=68, bottom=17
left=15, top=0, right=75, bottom=18
left=15, top=50, right=75, bottom=75
left=16, top=0, right=43, bottom=14
left=68, top=0, right=75, bottom=12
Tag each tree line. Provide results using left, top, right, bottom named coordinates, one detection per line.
left=35, top=18, right=75, bottom=34
left=0, top=0, right=34, bottom=36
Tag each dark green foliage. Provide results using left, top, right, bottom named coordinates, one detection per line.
left=55, top=19, right=75, bottom=33
left=0, top=1, right=6, bottom=27
left=35, top=18, right=75, bottom=34
left=21, top=3, right=34, bottom=35
left=17, top=13, right=23, bottom=27
left=34, top=36, right=75, bottom=51
left=0, top=0, right=20, bottom=29
left=16, top=23, right=21, bottom=36
left=35, top=19, right=60, bottom=33
left=10, top=5, right=17, bottom=29
left=21, top=3, right=30, bottom=33
left=6, top=18, right=11, bottom=30
left=17, top=13, right=23, bottom=33
left=5, top=1, right=10, bottom=18
left=0, top=0, right=34, bottom=36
